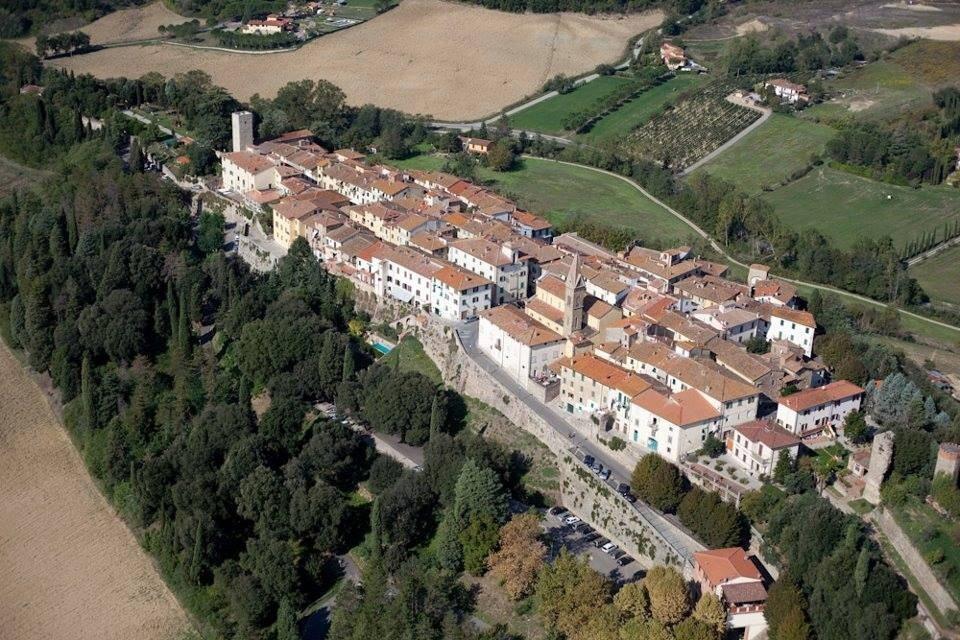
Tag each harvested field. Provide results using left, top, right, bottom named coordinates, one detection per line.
left=49, top=0, right=662, bottom=120
left=871, top=23, right=960, bottom=40
left=19, top=2, right=191, bottom=48
left=0, top=342, right=192, bottom=640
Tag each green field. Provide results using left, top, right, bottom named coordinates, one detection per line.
left=801, top=61, right=932, bottom=123
left=392, top=154, right=695, bottom=244
left=892, top=498, right=960, bottom=606
left=380, top=335, right=442, bottom=383
left=761, top=166, right=960, bottom=250
left=508, top=76, right=632, bottom=137
left=909, top=244, right=960, bottom=308
left=578, top=73, right=709, bottom=143
left=694, top=114, right=836, bottom=193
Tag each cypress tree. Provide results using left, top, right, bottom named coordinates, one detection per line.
left=177, top=287, right=190, bottom=357
left=429, top=391, right=449, bottom=437
left=81, top=352, right=95, bottom=434
left=342, top=342, right=357, bottom=382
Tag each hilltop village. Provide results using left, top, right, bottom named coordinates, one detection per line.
left=219, top=110, right=864, bottom=486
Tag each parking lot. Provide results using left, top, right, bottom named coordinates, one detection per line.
left=543, top=507, right=645, bottom=585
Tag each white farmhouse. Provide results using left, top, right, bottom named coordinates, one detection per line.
left=767, top=307, right=816, bottom=357
left=478, top=305, right=565, bottom=382
left=775, top=380, right=864, bottom=437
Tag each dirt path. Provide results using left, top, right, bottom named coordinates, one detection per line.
left=0, top=342, right=192, bottom=640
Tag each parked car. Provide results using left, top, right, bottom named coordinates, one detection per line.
left=601, top=542, right=618, bottom=554
left=583, top=454, right=595, bottom=467
left=548, top=506, right=567, bottom=516
left=611, top=549, right=625, bottom=559
left=592, top=463, right=604, bottom=476
left=618, top=555, right=635, bottom=567
left=575, top=523, right=593, bottom=534
left=593, top=537, right=610, bottom=548
left=563, top=515, right=581, bottom=525
left=600, top=469, right=611, bottom=481
left=583, top=533, right=600, bottom=543
left=617, top=483, right=630, bottom=495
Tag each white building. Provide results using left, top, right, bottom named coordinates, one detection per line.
left=221, top=150, right=276, bottom=192
left=431, top=266, right=493, bottom=321
left=615, top=387, right=723, bottom=463
left=448, top=237, right=528, bottom=305
left=775, top=380, right=864, bottom=437
left=693, top=548, right=768, bottom=640
left=692, top=306, right=761, bottom=344
left=371, top=245, right=442, bottom=311
left=767, top=307, right=816, bottom=357
left=622, top=342, right=760, bottom=430
left=765, top=78, right=807, bottom=104
left=729, top=420, right=801, bottom=477
left=478, top=305, right=565, bottom=382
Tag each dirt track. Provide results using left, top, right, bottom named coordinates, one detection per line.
left=0, top=342, right=192, bottom=640
left=50, top=0, right=662, bottom=120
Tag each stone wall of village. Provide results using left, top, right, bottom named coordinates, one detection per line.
left=413, top=318, right=689, bottom=574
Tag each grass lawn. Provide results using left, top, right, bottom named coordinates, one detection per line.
left=508, top=76, right=632, bottom=137
left=848, top=498, right=874, bottom=516
left=909, top=244, right=960, bottom=308
left=0, top=153, right=49, bottom=197
left=379, top=335, right=442, bottom=383
left=392, top=154, right=695, bottom=245
left=891, top=498, right=960, bottom=607
left=577, top=73, right=708, bottom=144
left=801, top=61, right=932, bottom=123
left=693, top=113, right=835, bottom=194
left=762, top=166, right=960, bottom=250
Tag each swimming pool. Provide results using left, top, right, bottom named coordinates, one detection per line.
left=372, top=342, right=393, bottom=355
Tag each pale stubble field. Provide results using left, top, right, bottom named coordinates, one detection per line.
left=0, top=342, right=192, bottom=640
left=50, top=0, right=663, bottom=120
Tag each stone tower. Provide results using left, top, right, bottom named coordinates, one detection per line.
left=563, top=253, right=586, bottom=336
left=864, top=431, right=895, bottom=505
left=231, top=110, right=254, bottom=152
left=935, top=443, right=960, bottom=485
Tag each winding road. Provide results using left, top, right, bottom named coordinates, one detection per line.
left=527, top=156, right=960, bottom=338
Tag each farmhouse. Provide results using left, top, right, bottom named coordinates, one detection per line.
left=660, top=42, right=687, bottom=71
left=478, top=304, right=565, bottom=383
left=765, top=78, right=808, bottom=104
left=460, top=136, right=493, bottom=154
left=729, top=420, right=801, bottom=477
left=242, top=15, right=291, bottom=34
left=775, top=380, right=864, bottom=437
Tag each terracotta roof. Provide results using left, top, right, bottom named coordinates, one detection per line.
left=450, top=237, right=517, bottom=266
left=694, top=548, right=762, bottom=586
left=734, top=420, right=800, bottom=449
left=632, top=388, right=720, bottom=426
left=245, top=189, right=281, bottom=204
left=223, top=150, right=275, bottom=175
left=778, top=380, right=864, bottom=411
left=526, top=298, right=563, bottom=324
left=395, top=212, right=432, bottom=232
left=768, top=78, right=806, bottom=92
left=409, top=232, right=447, bottom=252
left=721, top=581, right=768, bottom=605
left=272, top=199, right=321, bottom=221
left=512, top=210, right=551, bottom=231
left=269, top=129, right=315, bottom=144
left=627, top=342, right=759, bottom=402
left=585, top=297, right=617, bottom=319
left=480, top=305, right=563, bottom=347
left=674, top=275, right=746, bottom=305
left=537, top=274, right=567, bottom=299
left=433, top=265, right=491, bottom=291
left=355, top=240, right=387, bottom=263
left=706, top=338, right=773, bottom=384
left=771, top=307, right=816, bottom=328
left=559, top=354, right=652, bottom=397
left=752, top=279, right=797, bottom=304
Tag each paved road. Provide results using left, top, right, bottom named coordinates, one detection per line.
left=455, top=321, right=703, bottom=568
left=529, top=156, right=960, bottom=339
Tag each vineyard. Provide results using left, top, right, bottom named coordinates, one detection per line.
left=617, top=81, right=761, bottom=171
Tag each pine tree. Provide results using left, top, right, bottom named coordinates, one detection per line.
left=452, top=459, right=509, bottom=529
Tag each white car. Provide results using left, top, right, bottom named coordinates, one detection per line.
left=563, top=515, right=581, bottom=525
left=601, top=542, right=618, bottom=554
